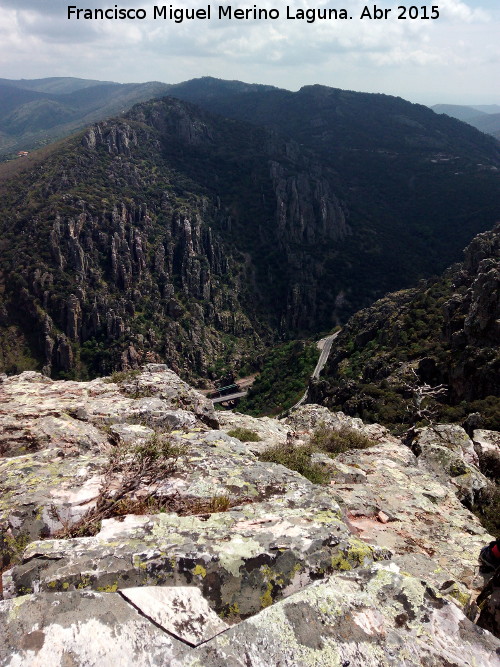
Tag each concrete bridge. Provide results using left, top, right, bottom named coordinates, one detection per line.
left=209, top=330, right=339, bottom=408
left=211, top=390, right=248, bottom=405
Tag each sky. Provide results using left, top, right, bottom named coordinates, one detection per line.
left=0, top=0, right=499, bottom=105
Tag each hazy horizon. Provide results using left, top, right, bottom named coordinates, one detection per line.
left=1, top=0, right=499, bottom=106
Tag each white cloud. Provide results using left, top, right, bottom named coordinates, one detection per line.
left=0, top=0, right=498, bottom=104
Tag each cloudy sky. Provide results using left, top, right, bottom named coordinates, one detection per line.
left=1, top=0, right=499, bottom=104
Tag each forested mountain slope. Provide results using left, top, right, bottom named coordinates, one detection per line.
left=1, top=85, right=499, bottom=384
left=0, top=78, right=171, bottom=156
left=310, top=226, right=500, bottom=430
left=169, top=78, right=500, bottom=303
left=0, top=97, right=347, bottom=379
left=432, top=103, right=500, bottom=140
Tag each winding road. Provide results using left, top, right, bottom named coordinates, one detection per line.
left=285, top=330, right=340, bottom=414
left=211, top=330, right=339, bottom=408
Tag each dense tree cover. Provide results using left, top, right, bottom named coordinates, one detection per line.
left=311, top=227, right=500, bottom=432
left=1, top=85, right=499, bottom=386
left=238, top=341, right=317, bottom=416
left=0, top=78, right=171, bottom=157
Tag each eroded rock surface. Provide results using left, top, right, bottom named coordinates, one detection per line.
left=217, top=411, right=290, bottom=454
left=0, top=364, right=217, bottom=458
left=0, top=590, right=188, bottom=666
left=1, top=367, right=499, bottom=663
left=330, top=438, right=492, bottom=599
left=409, top=424, right=492, bottom=506
left=180, top=565, right=500, bottom=667
left=5, top=488, right=378, bottom=617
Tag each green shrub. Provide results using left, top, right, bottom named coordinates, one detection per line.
left=227, top=428, right=262, bottom=442
left=104, top=369, right=141, bottom=384
left=478, top=451, right=500, bottom=481
left=54, top=433, right=185, bottom=538
left=310, top=424, right=374, bottom=456
left=1, top=530, right=30, bottom=573
left=259, top=444, right=330, bottom=485
left=472, top=485, right=500, bottom=536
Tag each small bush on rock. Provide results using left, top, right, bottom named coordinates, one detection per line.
left=54, top=433, right=185, bottom=538
left=227, top=428, right=262, bottom=442
left=259, top=443, right=330, bottom=485
left=104, top=369, right=141, bottom=384
left=0, top=530, right=30, bottom=592
left=310, top=424, right=375, bottom=456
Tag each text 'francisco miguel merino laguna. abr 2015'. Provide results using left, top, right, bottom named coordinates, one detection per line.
left=67, top=5, right=440, bottom=22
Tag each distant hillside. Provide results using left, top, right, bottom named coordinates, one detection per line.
left=0, top=77, right=115, bottom=94
left=0, top=77, right=171, bottom=156
left=0, top=81, right=499, bottom=383
left=471, top=113, right=500, bottom=140
left=431, top=104, right=487, bottom=123
left=432, top=103, right=500, bottom=140
left=472, top=104, right=500, bottom=115
left=310, top=226, right=500, bottom=431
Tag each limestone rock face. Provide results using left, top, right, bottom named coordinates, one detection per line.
left=0, top=449, right=105, bottom=546
left=217, top=410, right=290, bottom=454
left=180, top=566, right=500, bottom=667
left=0, top=364, right=217, bottom=458
left=119, top=586, right=229, bottom=645
left=1, top=368, right=499, bottom=661
left=473, top=429, right=500, bottom=453
left=473, top=429, right=500, bottom=477
left=328, top=438, right=492, bottom=601
left=284, top=403, right=397, bottom=444
left=413, top=424, right=479, bottom=466
left=4, top=569, right=498, bottom=667
left=4, top=488, right=376, bottom=617
left=0, top=590, right=188, bottom=666
left=0, top=95, right=358, bottom=380
left=409, top=424, right=492, bottom=506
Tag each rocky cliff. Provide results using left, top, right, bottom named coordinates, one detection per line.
left=0, top=97, right=349, bottom=380
left=310, top=224, right=500, bottom=431
left=2, top=84, right=500, bottom=382
left=1, top=366, right=499, bottom=664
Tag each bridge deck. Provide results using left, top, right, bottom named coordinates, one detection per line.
left=211, top=391, right=248, bottom=404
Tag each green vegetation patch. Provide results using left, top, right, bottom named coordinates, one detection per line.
left=310, top=424, right=375, bottom=456
left=227, top=428, right=262, bottom=442
left=258, top=423, right=375, bottom=484
left=259, top=443, right=330, bottom=485
left=238, top=340, right=317, bottom=417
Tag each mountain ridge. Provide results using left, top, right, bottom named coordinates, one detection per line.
left=310, top=224, right=500, bottom=431
left=0, top=83, right=499, bottom=385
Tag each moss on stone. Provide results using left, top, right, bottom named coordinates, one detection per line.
left=330, top=554, right=352, bottom=571
left=261, top=581, right=274, bottom=608
left=97, top=583, right=119, bottom=592
left=346, top=537, right=374, bottom=566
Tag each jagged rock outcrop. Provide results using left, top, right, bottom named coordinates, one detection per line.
left=311, top=225, right=500, bottom=431
left=0, top=364, right=217, bottom=458
left=4, top=88, right=500, bottom=381
left=473, top=429, right=500, bottom=478
left=1, top=367, right=499, bottom=663
left=179, top=567, right=500, bottom=667
left=407, top=424, right=492, bottom=507
left=0, top=96, right=352, bottom=379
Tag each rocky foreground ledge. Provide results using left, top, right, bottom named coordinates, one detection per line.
left=0, top=365, right=499, bottom=666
